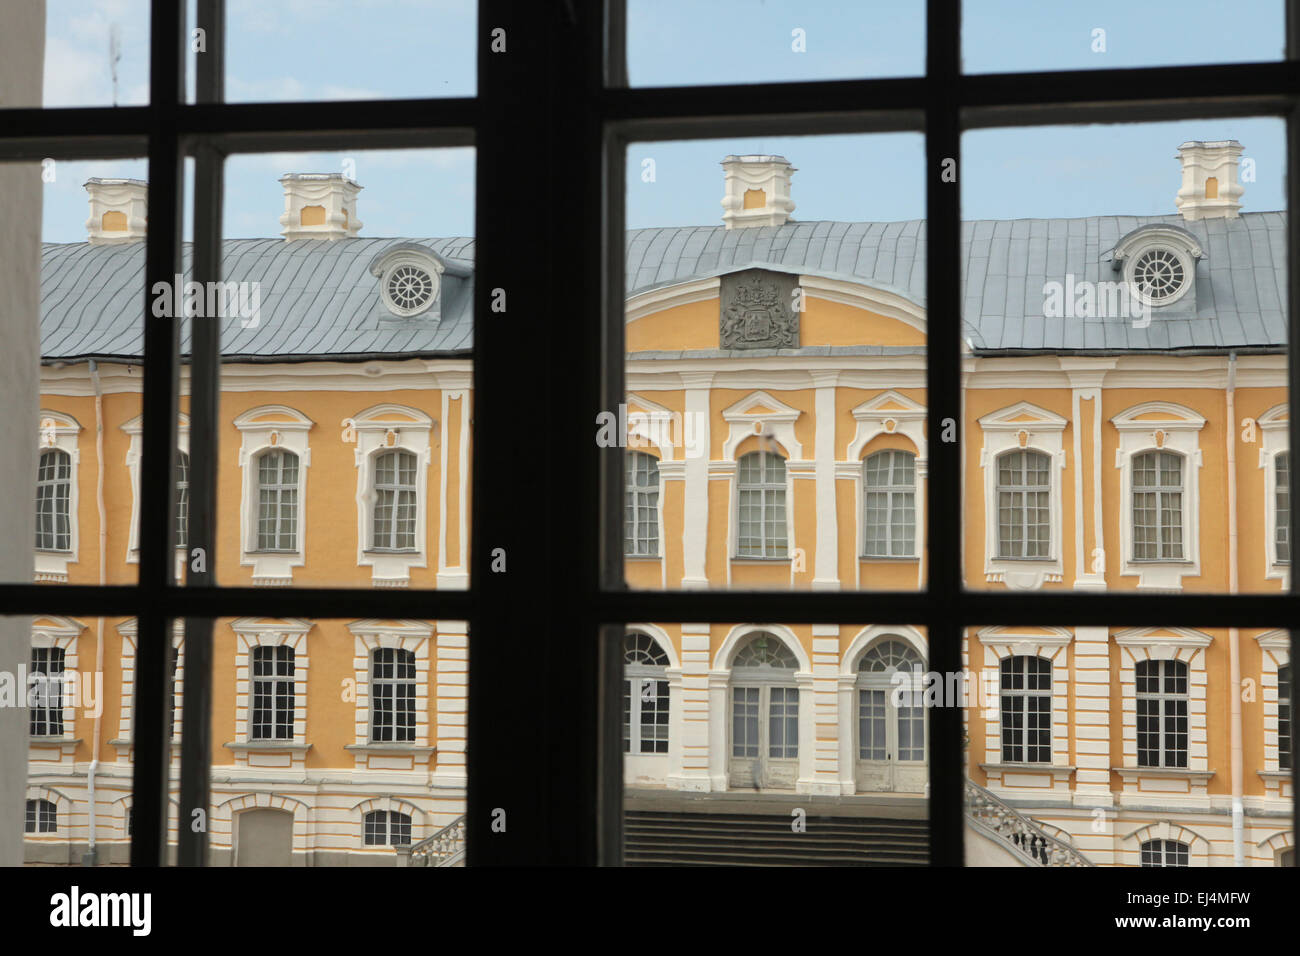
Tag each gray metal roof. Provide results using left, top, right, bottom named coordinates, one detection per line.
left=40, top=211, right=1288, bottom=362
left=40, top=237, right=475, bottom=362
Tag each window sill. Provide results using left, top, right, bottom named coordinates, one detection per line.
left=625, top=554, right=661, bottom=561
left=224, top=741, right=312, bottom=753
left=860, top=554, right=918, bottom=562
left=1113, top=766, right=1214, bottom=781
left=345, top=743, right=436, bottom=756
left=365, top=549, right=419, bottom=555
left=731, top=557, right=790, bottom=564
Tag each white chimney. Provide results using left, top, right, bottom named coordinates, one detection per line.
left=85, top=177, right=147, bottom=243
left=279, top=173, right=363, bottom=241
left=721, top=154, right=796, bottom=229
left=1175, top=140, right=1243, bottom=220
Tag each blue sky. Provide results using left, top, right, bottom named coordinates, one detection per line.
left=38, top=0, right=1287, bottom=241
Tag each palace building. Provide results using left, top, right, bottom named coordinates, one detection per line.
left=23, top=141, right=1293, bottom=866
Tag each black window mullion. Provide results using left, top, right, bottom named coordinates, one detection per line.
left=130, top=0, right=186, bottom=868
left=925, top=0, right=964, bottom=867
left=177, top=0, right=226, bottom=869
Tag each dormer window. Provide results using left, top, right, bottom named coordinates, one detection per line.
left=369, top=244, right=447, bottom=319
left=1131, top=247, right=1186, bottom=303
left=1108, top=225, right=1202, bottom=310
left=384, top=263, right=437, bottom=315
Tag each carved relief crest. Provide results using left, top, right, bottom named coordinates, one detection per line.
left=720, top=269, right=799, bottom=350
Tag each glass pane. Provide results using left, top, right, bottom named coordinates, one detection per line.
left=963, top=0, right=1283, bottom=75
left=626, top=0, right=924, bottom=87
left=0, top=157, right=152, bottom=586
left=176, top=616, right=465, bottom=865
left=624, top=623, right=929, bottom=865
left=43, top=0, right=150, bottom=107
left=965, top=625, right=1292, bottom=866
left=961, top=119, right=1287, bottom=594
left=217, top=147, right=474, bottom=588
left=622, top=132, right=926, bottom=592
left=222, top=0, right=476, bottom=102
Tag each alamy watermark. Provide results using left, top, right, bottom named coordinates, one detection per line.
left=1042, top=275, right=1150, bottom=329
left=0, top=667, right=103, bottom=718
left=150, top=275, right=261, bottom=328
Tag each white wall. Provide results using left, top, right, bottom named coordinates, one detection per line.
left=0, top=0, right=45, bottom=869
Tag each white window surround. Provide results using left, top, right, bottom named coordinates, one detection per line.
left=23, top=786, right=69, bottom=840
left=121, top=412, right=189, bottom=580
left=234, top=405, right=314, bottom=587
left=350, top=404, right=435, bottom=588
left=353, top=797, right=425, bottom=848
left=977, top=402, right=1068, bottom=590
left=1258, top=404, right=1289, bottom=588
left=716, top=391, right=806, bottom=579
left=1113, top=627, right=1214, bottom=805
left=29, top=617, right=85, bottom=761
left=839, top=391, right=927, bottom=566
left=975, top=627, right=1074, bottom=793
left=1256, top=629, right=1291, bottom=800
left=368, top=245, right=445, bottom=320
left=227, top=618, right=313, bottom=769
left=707, top=624, right=816, bottom=794
left=1122, top=821, right=1209, bottom=867
left=346, top=619, right=435, bottom=767
left=113, top=619, right=185, bottom=760
left=1112, top=402, right=1205, bottom=590
left=34, top=411, right=82, bottom=583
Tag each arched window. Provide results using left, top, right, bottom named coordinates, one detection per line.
left=35, top=449, right=72, bottom=552
left=1278, top=664, right=1291, bottom=772
left=1137, top=659, right=1188, bottom=768
left=737, top=452, right=787, bottom=558
left=28, top=646, right=65, bottom=737
left=363, top=809, right=411, bottom=846
left=256, top=449, right=300, bottom=551
left=622, top=632, right=669, bottom=754
left=24, top=799, right=57, bottom=834
left=855, top=638, right=926, bottom=793
left=625, top=452, right=660, bottom=557
left=1000, top=655, right=1051, bottom=763
left=370, top=648, right=416, bottom=743
left=996, top=450, right=1050, bottom=559
left=251, top=645, right=295, bottom=741
left=175, top=451, right=191, bottom=547
left=729, top=632, right=798, bottom=789
left=372, top=449, right=417, bottom=551
left=1276, top=452, right=1290, bottom=564
left=1132, top=450, right=1184, bottom=560
left=863, top=450, right=916, bottom=557
left=1141, top=839, right=1188, bottom=867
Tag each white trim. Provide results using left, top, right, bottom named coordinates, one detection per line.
left=1256, top=630, right=1292, bottom=800
left=229, top=618, right=314, bottom=771
left=1258, top=404, right=1290, bottom=588
left=625, top=277, right=720, bottom=324
left=844, top=391, right=927, bottom=569
left=1112, top=402, right=1206, bottom=590
left=28, top=617, right=86, bottom=769
left=348, top=620, right=434, bottom=772
left=436, top=391, right=469, bottom=590
left=977, top=402, right=1068, bottom=589
left=350, top=404, right=435, bottom=587
left=233, top=405, right=314, bottom=586
left=34, top=411, right=83, bottom=583
left=121, top=412, right=189, bottom=578
left=797, top=274, right=927, bottom=338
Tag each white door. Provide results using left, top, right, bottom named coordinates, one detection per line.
left=728, top=683, right=798, bottom=789
left=854, top=638, right=927, bottom=793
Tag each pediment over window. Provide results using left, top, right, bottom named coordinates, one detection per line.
left=977, top=401, right=1068, bottom=432
left=1111, top=401, right=1206, bottom=432
left=721, top=390, right=803, bottom=460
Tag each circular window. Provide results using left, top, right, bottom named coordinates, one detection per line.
left=1131, top=247, right=1187, bottom=304
left=383, top=263, right=437, bottom=316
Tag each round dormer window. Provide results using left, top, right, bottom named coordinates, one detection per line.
left=1132, top=248, right=1186, bottom=302
left=382, top=262, right=438, bottom=316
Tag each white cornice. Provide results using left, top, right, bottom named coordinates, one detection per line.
left=626, top=277, right=720, bottom=323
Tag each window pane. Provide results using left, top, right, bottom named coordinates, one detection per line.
left=222, top=0, right=475, bottom=102
left=962, top=118, right=1287, bottom=594
left=624, top=623, right=929, bottom=865
left=966, top=625, right=1292, bottom=866
left=963, top=0, right=1283, bottom=75
left=217, top=147, right=474, bottom=589
left=621, top=132, right=926, bottom=593
left=626, top=0, right=924, bottom=87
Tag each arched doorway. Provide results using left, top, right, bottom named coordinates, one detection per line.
left=728, top=631, right=799, bottom=790
left=855, top=637, right=926, bottom=793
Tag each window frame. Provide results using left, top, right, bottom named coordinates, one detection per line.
left=1, top=0, right=1296, bottom=869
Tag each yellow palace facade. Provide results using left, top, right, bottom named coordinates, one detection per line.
left=22, top=144, right=1294, bottom=866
